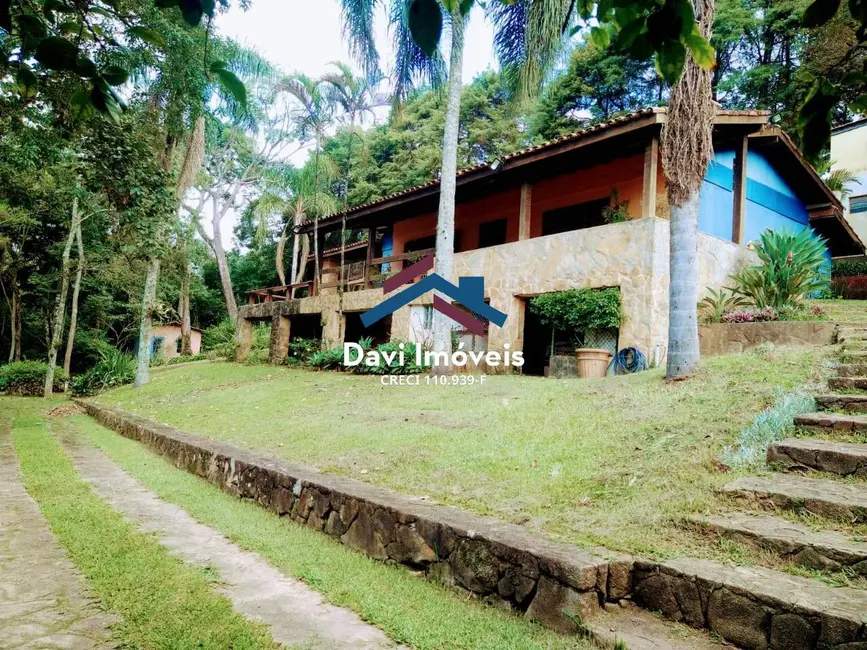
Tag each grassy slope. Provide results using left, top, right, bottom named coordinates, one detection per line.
left=8, top=405, right=279, bottom=650
left=96, top=346, right=824, bottom=559
left=809, top=299, right=867, bottom=323
left=71, top=413, right=592, bottom=650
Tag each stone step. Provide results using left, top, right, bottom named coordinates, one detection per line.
left=816, top=394, right=867, bottom=413
left=722, top=474, right=867, bottom=522
left=795, top=411, right=867, bottom=433
left=835, top=363, right=867, bottom=378
left=588, top=602, right=735, bottom=649
left=841, top=350, right=867, bottom=364
left=632, top=557, right=867, bottom=649
left=828, top=376, right=867, bottom=391
left=768, top=438, right=867, bottom=478
left=689, top=512, right=867, bottom=573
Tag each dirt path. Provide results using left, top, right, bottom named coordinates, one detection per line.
left=57, top=423, right=403, bottom=650
left=0, top=421, right=115, bottom=650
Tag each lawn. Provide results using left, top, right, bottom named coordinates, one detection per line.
left=809, top=298, right=867, bottom=323
left=95, top=345, right=827, bottom=561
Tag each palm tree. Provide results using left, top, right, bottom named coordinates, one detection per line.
left=279, top=74, right=336, bottom=293
left=660, top=0, right=716, bottom=378
left=323, top=62, right=387, bottom=316
left=339, top=0, right=576, bottom=371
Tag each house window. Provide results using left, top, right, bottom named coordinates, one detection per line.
left=176, top=337, right=183, bottom=354
left=405, top=233, right=463, bottom=253
left=478, top=219, right=508, bottom=248
left=422, top=305, right=433, bottom=329
left=851, top=196, right=867, bottom=214
left=541, top=197, right=609, bottom=236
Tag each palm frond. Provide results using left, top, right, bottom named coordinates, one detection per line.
left=824, top=168, right=862, bottom=199
left=388, top=0, right=446, bottom=104
left=339, top=0, right=383, bottom=79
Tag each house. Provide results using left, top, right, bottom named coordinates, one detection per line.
left=831, top=117, right=867, bottom=252
left=239, top=108, right=863, bottom=372
left=150, top=323, right=203, bottom=359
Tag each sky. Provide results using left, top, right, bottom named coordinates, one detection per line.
left=205, top=0, right=500, bottom=247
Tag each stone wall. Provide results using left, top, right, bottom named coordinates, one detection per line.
left=79, top=400, right=632, bottom=634
left=699, top=321, right=837, bottom=357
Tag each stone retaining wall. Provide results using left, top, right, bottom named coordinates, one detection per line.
left=699, top=321, right=837, bottom=357
left=78, top=400, right=632, bottom=634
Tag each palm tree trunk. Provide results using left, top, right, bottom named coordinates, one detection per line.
left=135, top=256, right=161, bottom=387
left=63, top=223, right=84, bottom=383
left=213, top=235, right=238, bottom=320
left=662, top=0, right=716, bottom=378
left=431, top=8, right=466, bottom=374
left=312, top=133, right=323, bottom=294
left=339, top=114, right=355, bottom=324
left=44, top=196, right=79, bottom=397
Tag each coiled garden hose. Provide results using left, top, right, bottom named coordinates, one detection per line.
left=608, top=347, right=648, bottom=375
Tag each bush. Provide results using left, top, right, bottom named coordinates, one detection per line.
left=0, top=361, right=66, bottom=396
left=698, top=288, right=751, bottom=324
left=202, top=319, right=236, bottom=360
left=831, top=275, right=867, bottom=299
left=832, top=260, right=867, bottom=278
left=529, top=288, right=621, bottom=334
left=729, top=229, right=829, bottom=310
left=287, top=338, right=320, bottom=362
left=306, top=337, right=427, bottom=374
left=70, top=348, right=135, bottom=397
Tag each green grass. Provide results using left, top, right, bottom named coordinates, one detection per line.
left=809, top=299, right=867, bottom=323
left=95, top=345, right=825, bottom=560
left=69, top=413, right=593, bottom=650
left=9, top=409, right=279, bottom=650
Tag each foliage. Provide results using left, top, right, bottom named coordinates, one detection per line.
left=287, top=338, right=321, bottom=362
left=832, top=259, right=867, bottom=278
left=831, top=275, right=867, bottom=299
left=698, top=288, right=751, bottom=324
left=307, top=337, right=426, bottom=374
left=824, top=168, right=862, bottom=198
left=722, top=390, right=816, bottom=467
left=307, top=347, right=344, bottom=370
left=70, top=348, right=135, bottom=396
left=601, top=190, right=631, bottom=224
left=529, top=288, right=622, bottom=337
left=728, top=229, right=830, bottom=310
left=0, top=361, right=66, bottom=395
left=721, top=307, right=779, bottom=323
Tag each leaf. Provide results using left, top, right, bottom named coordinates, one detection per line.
left=91, top=83, right=122, bottom=124
left=35, top=36, right=79, bottom=71
left=179, top=0, right=203, bottom=26
left=407, top=0, right=442, bottom=57
left=798, top=79, right=839, bottom=160
left=851, top=93, right=867, bottom=112
left=615, top=16, right=644, bottom=51
left=590, top=26, right=611, bottom=49
left=127, top=25, right=167, bottom=50
left=209, top=60, right=227, bottom=72
left=684, top=29, right=715, bottom=69
left=69, top=89, right=94, bottom=121
left=803, top=0, right=842, bottom=27
left=75, top=55, right=97, bottom=77
left=656, top=39, right=686, bottom=85
left=15, top=66, right=37, bottom=98
left=101, top=65, right=128, bottom=86
left=213, top=67, right=247, bottom=106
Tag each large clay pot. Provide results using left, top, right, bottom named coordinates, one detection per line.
left=575, top=348, right=611, bottom=378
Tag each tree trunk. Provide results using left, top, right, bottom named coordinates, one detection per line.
left=212, top=234, right=238, bottom=320
left=431, top=8, right=466, bottom=375
left=135, top=256, right=160, bottom=387
left=661, top=0, right=715, bottom=378
left=63, top=223, right=84, bottom=383
left=11, top=278, right=21, bottom=362
left=312, top=134, right=323, bottom=293
left=44, top=197, right=79, bottom=397
left=179, top=258, right=192, bottom=355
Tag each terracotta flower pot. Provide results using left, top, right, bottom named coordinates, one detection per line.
left=575, top=348, right=611, bottom=378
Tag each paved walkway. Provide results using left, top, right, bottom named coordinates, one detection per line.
left=0, top=422, right=115, bottom=650
left=58, top=425, right=402, bottom=650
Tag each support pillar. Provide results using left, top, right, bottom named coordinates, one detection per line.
left=732, top=135, right=749, bottom=245
left=269, top=314, right=291, bottom=364
left=365, top=227, right=376, bottom=288
left=518, top=183, right=532, bottom=240
left=642, top=137, right=659, bottom=219
left=236, top=317, right=253, bottom=363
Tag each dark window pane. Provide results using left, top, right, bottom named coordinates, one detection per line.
left=478, top=219, right=508, bottom=248
left=541, top=197, right=609, bottom=236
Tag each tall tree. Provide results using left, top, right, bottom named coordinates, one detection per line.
left=662, top=0, right=717, bottom=377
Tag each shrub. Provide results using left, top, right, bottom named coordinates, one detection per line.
left=698, top=288, right=751, bottom=324
left=353, top=339, right=427, bottom=375
left=202, top=319, right=236, bottom=360
left=307, top=347, right=344, bottom=370
left=831, top=275, right=867, bottom=299
left=529, top=288, right=621, bottom=334
left=0, top=361, right=67, bottom=396
left=287, top=337, right=321, bottom=362
left=729, top=229, right=829, bottom=310
left=70, top=348, right=135, bottom=397
left=721, top=307, right=778, bottom=323
left=832, top=260, right=867, bottom=278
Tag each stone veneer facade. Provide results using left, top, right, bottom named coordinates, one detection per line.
left=238, top=218, right=757, bottom=368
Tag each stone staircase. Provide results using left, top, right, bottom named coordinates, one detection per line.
left=627, top=324, right=867, bottom=649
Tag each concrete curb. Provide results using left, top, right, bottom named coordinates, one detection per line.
left=76, top=399, right=632, bottom=635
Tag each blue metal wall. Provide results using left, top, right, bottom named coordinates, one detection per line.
left=698, top=149, right=810, bottom=243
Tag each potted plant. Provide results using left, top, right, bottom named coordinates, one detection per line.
left=529, top=288, right=622, bottom=378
